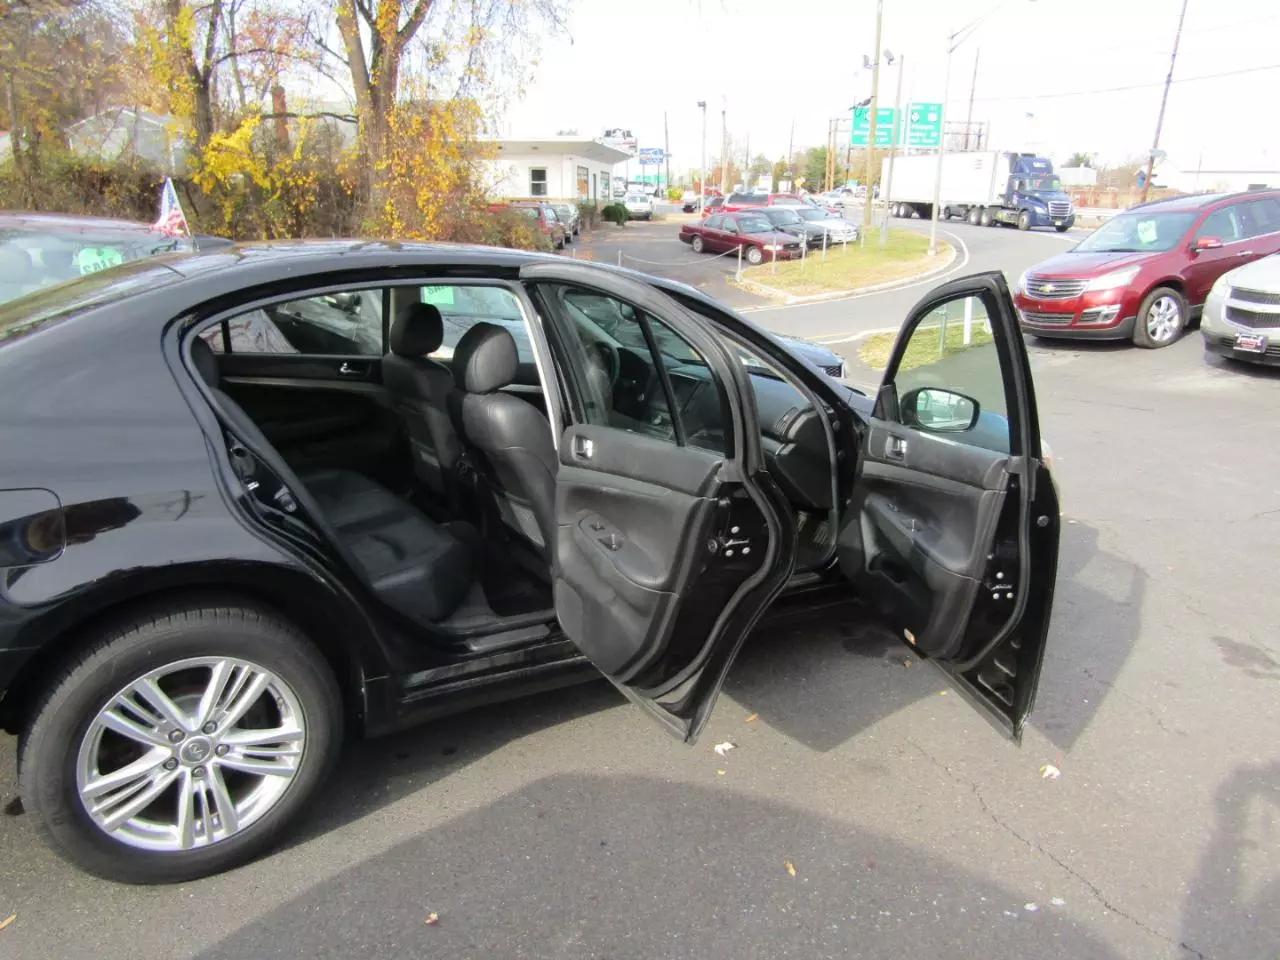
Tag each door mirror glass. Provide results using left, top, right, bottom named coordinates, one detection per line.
left=901, top=387, right=980, bottom=432
left=1194, top=235, right=1224, bottom=251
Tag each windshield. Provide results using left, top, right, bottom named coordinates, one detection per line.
left=795, top=208, right=828, bottom=221
left=762, top=210, right=802, bottom=225
left=514, top=207, right=539, bottom=220
left=0, top=226, right=191, bottom=306
left=736, top=216, right=774, bottom=234
left=625, top=194, right=648, bottom=203
left=1074, top=210, right=1197, bottom=253
left=1020, top=176, right=1063, bottom=192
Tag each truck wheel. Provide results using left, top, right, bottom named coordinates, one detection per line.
left=1017, top=210, right=1032, bottom=231
left=1133, top=287, right=1187, bottom=349
left=18, top=598, right=342, bottom=884
left=1055, top=224, right=1070, bottom=233
left=942, top=206, right=953, bottom=220
left=691, top=236, right=705, bottom=254
left=968, top=207, right=982, bottom=226
left=981, top=208, right=994, bottom=227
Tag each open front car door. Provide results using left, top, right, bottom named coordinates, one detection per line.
left=838, top=272, right=1060, bottom=739
left=520, top=262, right=797, bottom=743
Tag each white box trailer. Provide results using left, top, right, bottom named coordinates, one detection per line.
left=882, top=151, right=1075, bottom=232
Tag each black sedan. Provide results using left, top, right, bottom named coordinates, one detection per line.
left=0, top=243, right=1060, bottom=883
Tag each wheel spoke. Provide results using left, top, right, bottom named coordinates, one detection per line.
left=214, top=670, right=269, bottom=730
left=220, top=724, right=303, bottom=749
left=98, top=766, right=179, bottom=831
left=194, top=658, right=234, bottom=727
left=206, top=766, right=239, bottom=836
left=175, top=771, right=197, bottom=849
left=217, top=753, right=297, bottom=777
left=99, top=704, right=170, bottom=747
left=82, top=748, right=169, bottom=801
left=130, top=677, right=192, bottom=732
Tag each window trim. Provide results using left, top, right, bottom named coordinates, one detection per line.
left=530, top=167, right=548, bottom=197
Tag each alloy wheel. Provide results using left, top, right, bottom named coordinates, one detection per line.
left=1145, top=296, right=1182, bottom=343
left=75, top=656, right=305, bottom=852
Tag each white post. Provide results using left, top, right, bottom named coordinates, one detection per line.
left=963, top=295, right=974, bottom=344
left=736, top=244, right=743, bottom=280
left=617, top=250, right=622, bottom=267
left=822, top=230, right=828, bottom=261
left=881, top=54, right=906, bottom=248
left=928, top=35, right=954, bottom=256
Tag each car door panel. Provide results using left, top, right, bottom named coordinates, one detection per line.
left=521, top=261, right=795, bottom=742
left=838, top=273, right=1060, bottom=739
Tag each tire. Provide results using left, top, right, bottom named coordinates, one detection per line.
left=968, top=207, right=982, bottom=226
left=745, top=245, right=764, bottom=266
left=19, top=598, right=342, bottom=884
left=981, top=208, right=993, bottom=226
left=1055, top=224, right=1069, bottom=233
left=563, top=232, right=572, bottom=245
left=942, top=206, right=953, bottom=220
left=691, top=235, right=705, bottom=254
left=1133, top=286, right=1187, bottom=349
left=1017, top=210, right=1032, bottom=231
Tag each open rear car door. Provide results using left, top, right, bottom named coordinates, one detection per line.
left=519, top=262, right=797, bottom=743
left=838, top=272, right=1060, bottom=739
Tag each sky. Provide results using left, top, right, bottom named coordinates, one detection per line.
left=503, top=0, right=1280, bottom=175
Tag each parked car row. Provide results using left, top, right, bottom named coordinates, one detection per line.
left=678, top=204, right=858, bottom=265
left=1013, top=190, right=1280, bottom=361
left=489, top=201, right=575, bottom=250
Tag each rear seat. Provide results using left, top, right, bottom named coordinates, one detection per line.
left=189, top=337, right=473, bottom=624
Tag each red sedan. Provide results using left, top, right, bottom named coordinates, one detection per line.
left=679, top=211, right=805, bottom=265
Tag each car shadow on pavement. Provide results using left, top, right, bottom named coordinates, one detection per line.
left=198, top=774, right=1125, bottom=960
left=1181, top=761, right=1280, bottom=960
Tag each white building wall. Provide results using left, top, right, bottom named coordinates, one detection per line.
left=486, top=151, right=616, bottom=203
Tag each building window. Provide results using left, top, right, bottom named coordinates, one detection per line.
left=530, top=167, right=547, bottom=197
left=577, top=165, right=589, bottom=199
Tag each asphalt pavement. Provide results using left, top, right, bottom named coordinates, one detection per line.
left=2, top=218, right=1279, bottom=960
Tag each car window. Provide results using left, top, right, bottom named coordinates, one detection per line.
left=224, top=288, right=384, bottom=355
left=420, top=284, right=532, bottom=363
left=1199, top=206, right=1242, bottom=243
left=0, top=227, right=192, bottom=305
left=547, top=284, right=727, bottom=454
left=1075, top=211, right=1197, bottom=253
left=705, top=215, right=723, bottom=229
left=891, top=294, right=1010, bottom=454
left=737, top=216, right=773, bottom=234
left=724, top=219, right=740, bottom=235
left=1240, top=198, right=1280, bottom=238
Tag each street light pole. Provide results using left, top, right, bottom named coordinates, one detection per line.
left=1140, top=0, right=1189, bottom=204
left=861, top=0, right=883, bottom=245
left=720, top=103, right=728, bottom=195
left=697, top=100, right=707, bottom=211
left=927, top=37, right=954, bottom=256
left=880, top=54, right=904, bottom=248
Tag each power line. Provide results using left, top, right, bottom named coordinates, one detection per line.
left=970, top=62, right=1280, bottom=103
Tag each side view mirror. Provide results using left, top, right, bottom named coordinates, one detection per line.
left=1193, top=235, right=1224, bottom=252
left=900, top=387, right=980, bottom=433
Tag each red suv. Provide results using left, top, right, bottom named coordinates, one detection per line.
left=1014, top=191, right=1280, bottom=348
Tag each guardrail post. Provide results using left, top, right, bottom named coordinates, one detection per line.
left=736, top=244, right=743, bottom=281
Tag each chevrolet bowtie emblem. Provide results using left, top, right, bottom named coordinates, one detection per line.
left=1043, top=283, right=1055, bottom=292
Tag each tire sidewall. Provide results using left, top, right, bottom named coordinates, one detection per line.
left=20, top=606, right=341, bottom=884
left=691, top=236, right=704, bottom=253
left=1133, top=286, right=1187, bottom=348
left=746, top=245, right=764, bottom=265
left=1018, top=211, right=1031, bottom=230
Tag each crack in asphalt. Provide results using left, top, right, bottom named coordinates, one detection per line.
left=906, top=739, right=1210, bottom=960
left=1043, top=653, right=1185, bottom=738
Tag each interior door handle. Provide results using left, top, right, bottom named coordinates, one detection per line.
left=885, top=435, right=907, bottom=460
left=573, top=435, right=594, bottom=460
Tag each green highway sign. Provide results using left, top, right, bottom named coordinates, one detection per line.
left=905, top=102, right=942, bottom=148
left=850, top=101, right=943, bottom=148
left=851, top=107, right=896, bottom=147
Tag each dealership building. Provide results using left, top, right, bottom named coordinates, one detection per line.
left=482, top=136, right=634, bottom=204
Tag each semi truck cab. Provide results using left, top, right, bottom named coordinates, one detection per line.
left=1003, top=154, right=1074, bottom=232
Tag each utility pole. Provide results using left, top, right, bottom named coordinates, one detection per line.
left=964, top=48, right=980, bottom=151
left=1140, top=0, right=1189, bottom=204
left=698, top=100, right=707, bottom=210
left=663, top=110, right=670, bottom=194
left=928, top=32, right=956, bottom=256
left=825, top=118, right=835, bottom=191
left=744, top=131, right=750, bottom=189
left=787, top=116, right=794, bottom=189
left=880, top=54, right=904, bottom=248
left=862, top=0, right=883, bottom=245
left=720, top=103, right=728, bottom=195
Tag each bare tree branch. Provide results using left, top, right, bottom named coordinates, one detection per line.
left=398, top=0, right=433, bottom=45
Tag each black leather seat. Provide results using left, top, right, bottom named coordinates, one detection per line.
left=382, top=302, right=459, bottom=504
left=449, top=323, right=558, bottom=562
left=189, top=336, right=472, bottom=624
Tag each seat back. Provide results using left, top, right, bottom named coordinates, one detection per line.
left=382, top=303, right=459, bottom=501
left=449, top=322, right=558, bottom=558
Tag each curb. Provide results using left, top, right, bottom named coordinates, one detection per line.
left=733, top=240, right=957, bottom=305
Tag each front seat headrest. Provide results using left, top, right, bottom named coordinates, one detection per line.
left=190, top=335, right=221, bottom=387
left=390, top=302, right=444, bottom=357
left=454, top=322, right=518, bottom=394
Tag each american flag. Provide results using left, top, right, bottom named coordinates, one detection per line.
left=152, top=177, right=191, bottom=237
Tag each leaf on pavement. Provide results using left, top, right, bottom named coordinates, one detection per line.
left=1040, top=763, right=1062, bottom=781
left=744, top=713, right=759, bottom=723
left=713, top=741, right=736, bottom=757
left=423, top=912, right=439, bottom=926
left=0, top=915, right=14, bottom=931
left=784, top=861, right=797, bottom=877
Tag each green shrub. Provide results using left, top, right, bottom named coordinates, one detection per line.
left=576, top=201, right=598, bottom=229
left=666, top=186, right=682, bottom=201
left=601, top=202, right=628, bottom=226
left=461, top=207, right=553, bottom=252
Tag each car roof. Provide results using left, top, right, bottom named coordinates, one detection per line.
left=1128, top=190, right=1280, bottom=213
left=0, top=211, right=164, bottom=233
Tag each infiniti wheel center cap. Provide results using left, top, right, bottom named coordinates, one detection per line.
left=180, top=737, right=212, bottom=764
